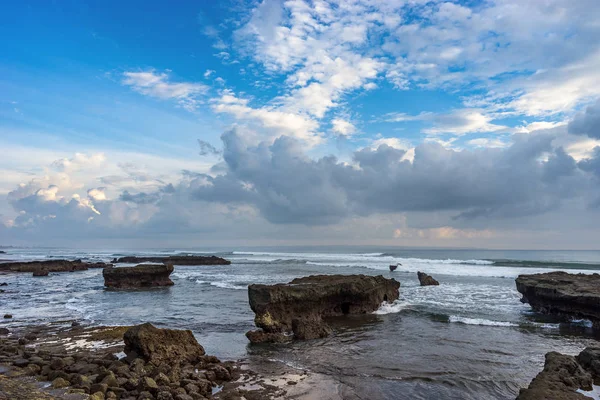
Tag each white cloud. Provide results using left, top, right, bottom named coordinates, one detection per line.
left=211, top=90, right=321, bottom=145
left=122, top=71, right=208, bottom=111
left=331, top=118, right=356, bottom=136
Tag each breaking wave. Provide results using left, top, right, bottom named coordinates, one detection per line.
left=449, top=316, right=518, bottom=327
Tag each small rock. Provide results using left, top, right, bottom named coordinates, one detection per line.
left=106, top=392, right=118, bottom=400
left=18, top=337, right=28, bottom=345
left=154, top=372, right=170, bottom=386
left=138, top=390, right=155, bottom=399
left=71, top=321, right=81, bottom=327
left=90, top=383, right=109, bottom=395
left=52, top=377, right=70, bottom=389
left=184, top=383, right=199, bottom=394
left=141, top=376, right=159, bottom=392
left=13, top=358, right=29, bottom=368
left=51, top=357, right=65, bottom=370
left=0, top=327, right=9, bottom=335
left=287, top=380, right=297, bottom=385
left=89, top=393, right=105, bottom=400
left=3, top=314, right=11, bottom=319
left=174, top=394, right=193, bottom=400
left=157, top=392, right=174, bottom=400
left=101, top=371, right=119, bottom=387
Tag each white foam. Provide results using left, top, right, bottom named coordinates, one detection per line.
left=210, top=281, right=247, bottom=290
left=449, top=316, right=517, bottom=327
left=578, top=385, right=600, bottom=400
left=373, top=300, right=410, bottom=315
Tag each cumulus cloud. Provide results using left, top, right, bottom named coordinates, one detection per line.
left=569, top=99, right=600, bottom=139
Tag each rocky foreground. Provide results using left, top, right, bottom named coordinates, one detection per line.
left=517, top=347, right=600, bottom=399
left=515, top=271, right=600, bottom=329
left=246, top=274, right=400, bottom=343
left=112, top=256, right=230, bottom=266
left=103, top=265, right=174, bottom=289
left=0, top=260, right=112, bottom=275
left=0, top=322, right=310, bottom=400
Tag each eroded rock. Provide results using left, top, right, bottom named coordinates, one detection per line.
left=0, top=259, right=111, bottom=274
left=103, top=264, right=174, bottom=289
left=516, top=272, right=600, bottom=328
left=517, top=348, right=600, bottom=399
left=247, top=274, right=400, bottom=342
left=417, top=271, right=439, bottom=286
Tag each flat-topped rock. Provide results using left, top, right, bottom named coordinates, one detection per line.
left=246, top=274, right=400, bottom=342
left=517, top=347, right=600, bottom=399
left=103, top=264, right=174, bottom=288
left=0, top=259, right=112, bottom=274
left=515, top=271, right=600, bottom=328
left=112, top=255, right=230, bottom=265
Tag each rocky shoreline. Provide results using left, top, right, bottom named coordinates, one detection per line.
left=0, top=321, right=324, bottom=400
left=0, top=260, right=112, bottom=275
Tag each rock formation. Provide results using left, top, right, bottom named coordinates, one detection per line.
left=124, top=323, right=205, bottom=366
left=112, top=255, right=231, bottom=265
left=103, top=264, right=174, bottom=288
left=246, top=274, right=400, bottom=342
left=515, top=272, right=600, bottom=328
left=417, top=271, right=439, bottom=286
left=0, top=259, right=111, bottom=274
left=517, top=347, right=600, bottom=399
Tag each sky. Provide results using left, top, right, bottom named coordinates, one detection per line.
left=1, top=0, right=600, bottom=249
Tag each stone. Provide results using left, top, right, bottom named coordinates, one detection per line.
left=112, top=255, right=230, bottom=266
left=103, top=264, right=175, bottom=288
left=516, top=272, right=600, bottom=328
left=157, top=392, right=174, bottom=400
left=155, top=372, right=170, bottom=386
left=138, top=391, right=154, bottom=399
left=89, top=393, right=105, bottom=400
left=517, top=347, right=600, bottom=399
left=101, top=371, right=119, bottom=387
left=0, top=327, right=9, bottom=335
left=51, top=357, right=65, bottom=370
left=141, top=376, right=159, bottom=392
left=52, top=377, right=71, bottom=389
left=247, top=274, right=399, bottom=342
left=13, top=358, right=29, bottom=367
left=417, top=271, right=439, bottom=286
left=123, top=323, right=205, bottom=366
left=175, top=394, right=193, bottom=400
left=90, top=383, right=109, bottom=395
left=4, top=314, right=12, bottom=318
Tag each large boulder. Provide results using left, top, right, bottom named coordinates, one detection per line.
left=515, top=272, right=600, bottom=328
left=246, top=274, right=400, bottom=342
left=123, top=323, right=205, bottom=366
left=112, top=255, right=230, bottom=265
left=103, top=264, right=174, bottom=288
left=417, top=271, right=439, bottom=286
left=517, top=348, right=600, bottom=399
left=0, top=259, right=111, bottom=274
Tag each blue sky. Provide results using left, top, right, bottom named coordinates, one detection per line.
left=2, top=0, right=600, bottom=248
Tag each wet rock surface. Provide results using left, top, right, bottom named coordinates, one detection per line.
left=0, top=322, right=301, bottom=399
left=517, top=347, right=600, bottom=399
left=103, top=264, right=174, bottom=289
left=417, top=271, right=439, bottom=286
left=0, top=260, right=112, bottom=274
left=111, top=256, right=230, bottom=266
left=515, top=272, right=600, bottom=328
left=247, top=274, right=400, bottom=342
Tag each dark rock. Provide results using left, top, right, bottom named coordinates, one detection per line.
left=24, top=333, right=37, bottom=341
left=112, top=255, right=230, bottom=266
left=292, top=318, right=332, bottom=340
left=576, top=347, right=600, bottom=376
left=138, top=390, right=155, bottom=399
left=124, top=323, right=205, bottom=367
left=417, top=271, right=439, bottom=286
left=516, top=272, right=600, bottom=328
left=51, top=357, right=65, bottom=370
left=33, top=269, right=49, bottom=277
left=90, top=383, right=109, bottom=395
left=0, top=282, right=7, bottom=286
left=18, top=337, right=28, bottom=345
left=0, top=259, right=112, bottom=274
left=247, top=274, right=399, bottom=342
left=72, top=321, right=81, bottom=327
left=52, top=377, right=71, bottom=389
left=517, top=351, right=592, bottom=399
left=103, top=264, right=174, bottom=288
left=0, top=327, right=9, bottom=335
left=244, top=330, right=290, bottom=344
left=13, top=358, right=29, bottom=367
left=4, top=314, right=12, bottom=318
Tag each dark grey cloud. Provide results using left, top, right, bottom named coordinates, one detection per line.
left=198, top=139, right=221, bottom=156
left=568, top=100, right=600, bottom=138
left=186, top=129, right=594, bottom=225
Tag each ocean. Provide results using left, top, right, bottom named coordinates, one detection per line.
left=2, top=247, right=600, bottom=399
